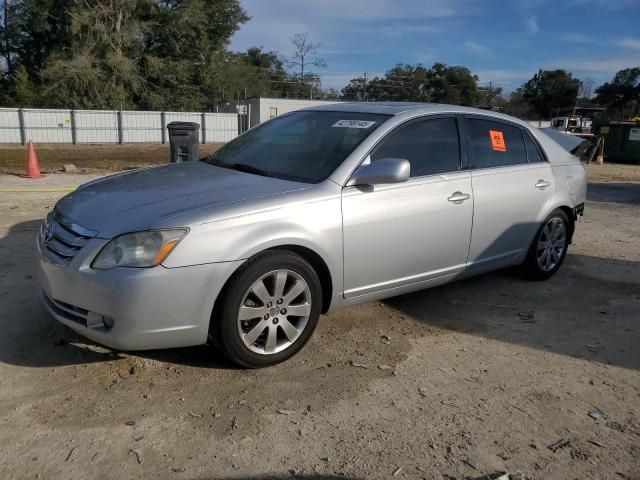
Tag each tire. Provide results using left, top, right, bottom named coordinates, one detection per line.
left=211, top=250, right=322, bottom=368
left=521, top=209, right=571, bottom=280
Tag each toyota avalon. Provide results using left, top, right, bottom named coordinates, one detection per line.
left=37, top=103, right=587, bottom=367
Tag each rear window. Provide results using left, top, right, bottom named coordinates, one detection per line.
left=466, top=118, right=527, bottom=169
left=523, top=132, right=545, bottom=163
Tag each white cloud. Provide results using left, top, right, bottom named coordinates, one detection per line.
left=474, top=69, right=535, bottom=84
left=378, top=24, right=439, bottom=38
left=464, top=40, right=490, bottom=55
left=618, top=37, right=640, bottom=50
left=414, top=50, right=436, bottom=65
left=526, top=16, right=539, bottom=34
left=231, top=0, right=474, bottom=54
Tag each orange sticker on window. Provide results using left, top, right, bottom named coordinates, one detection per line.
left=489, top=130, right=506, bottom=152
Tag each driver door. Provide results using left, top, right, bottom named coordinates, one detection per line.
left=341, top=116, right=473, bottom=299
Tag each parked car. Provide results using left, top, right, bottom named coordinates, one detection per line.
left=37, top=103, right=587, bottom=367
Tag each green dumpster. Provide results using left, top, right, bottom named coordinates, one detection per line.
left=592, top=121, right=640, bottom=164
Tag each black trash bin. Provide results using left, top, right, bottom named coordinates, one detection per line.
left=167, top=121, right=200, bottom=163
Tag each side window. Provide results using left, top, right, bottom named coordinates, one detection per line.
left=523, top=132, right=545, bottom=163
left=466, top=118, right=527, bottom=169
left=371, top=117, right=460, bottom=177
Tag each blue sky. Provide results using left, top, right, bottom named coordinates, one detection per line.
left=229, top=0, right=640, bottom=93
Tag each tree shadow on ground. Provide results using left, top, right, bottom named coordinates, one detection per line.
left=384, top=253, right=639, bottom=371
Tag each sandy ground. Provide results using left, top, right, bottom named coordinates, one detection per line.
left=0, top=163, right=638, bottom=480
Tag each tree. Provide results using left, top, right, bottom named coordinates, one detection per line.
left=14, top=0, right=74, bottom=78
left=341, top=76, right=369, bottom=101
left=341, top=63, right=480, bottom=105
left=17, top=0, right=250, bottom=109
left=595, top=68, right=640, bottom=119
left=0, top=0, right=21, bottom=79
left=3, top=64, right=35, bottom=105
left=144, top=0, right=249, bottom=109
left=425, top=63, right=480, bottom=105
left=287, top=33, right=326, bottom=98
left=503, top=88, right=533, bottom=119
left=477, top=83, right=503, bottom=110
left=520, top=69, right=581, bottom=119
left=576, top=76, right=597, bottom=107
left=579, top=77, right=595, bottom=99
left=39, top=0, right=153, bottom=109
left=320, top=87, right=341, bottom=100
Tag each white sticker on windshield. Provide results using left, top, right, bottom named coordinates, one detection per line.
left=332, top=119, right=377, bottom=129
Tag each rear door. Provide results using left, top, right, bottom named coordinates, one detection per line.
left=341, top=116, right=473, bottom=299
left=463, top=116, right=554, bottom=273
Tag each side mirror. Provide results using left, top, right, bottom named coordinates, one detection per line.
left=347, top=158, right=410, bottom=186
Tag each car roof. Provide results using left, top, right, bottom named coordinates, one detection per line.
left=303, top=101, right=526, bottom=123
left=304, top=102, right=581, bottom=159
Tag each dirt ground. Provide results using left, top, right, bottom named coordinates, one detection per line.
left=0, top=143, right=222, bottom=174
left=0, top=163, right=638, bottom=480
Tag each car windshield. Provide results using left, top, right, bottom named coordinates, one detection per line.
left=203, top=110, right=389, bottom=183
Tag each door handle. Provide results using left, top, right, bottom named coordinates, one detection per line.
left=447, top=191, right=471, bottom=203
left=535, top=179, right=551, bottom=189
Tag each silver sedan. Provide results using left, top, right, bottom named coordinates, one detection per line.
left=37, top=103, right=587, bottom=367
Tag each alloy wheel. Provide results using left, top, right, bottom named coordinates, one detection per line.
left=536, top=217, right=567, bottom=272
left=237, top=269, right=312, bottom=354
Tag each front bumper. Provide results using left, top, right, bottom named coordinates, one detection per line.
left=37, top=235, right=244, bottom=351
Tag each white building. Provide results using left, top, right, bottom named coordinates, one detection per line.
left=248, top=97, right=340, bottom=128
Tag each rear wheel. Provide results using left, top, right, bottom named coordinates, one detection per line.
left=212, top=251, right=322, bottom=368
left=521, top=209, right=570, bottom=280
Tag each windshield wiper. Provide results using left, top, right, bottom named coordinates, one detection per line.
left=214, top=162, right=274, bottom=178
left=208, top=161, right=310, bottom=183
left=229, top=163, right=269, bottom=176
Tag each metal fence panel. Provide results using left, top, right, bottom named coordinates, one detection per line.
left=0, top=107, right=240, bottom=145
left=23, top=109, right=73, bottom=143
left=0, top=108, right=22, bottom=143
left=122, top=111, right=163, bottom=143
left=205, top=113, right=239, bottom=143
left=75, top=110, right=119, bottom=143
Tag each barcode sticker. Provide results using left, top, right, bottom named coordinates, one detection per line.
left=332, top=120, right=377, bottom=129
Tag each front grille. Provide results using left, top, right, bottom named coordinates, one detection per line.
left=39, top=210, right=97, bottom=266
left=42, top=291, right=88, bottom=326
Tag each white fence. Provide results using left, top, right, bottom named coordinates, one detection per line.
left=0, top=107, right=240, bottom=145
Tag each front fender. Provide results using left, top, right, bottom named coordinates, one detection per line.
left=162, top=195, right=344, bottom=299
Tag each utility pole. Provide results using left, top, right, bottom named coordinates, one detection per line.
left=362, top=72, right=370, bottom=102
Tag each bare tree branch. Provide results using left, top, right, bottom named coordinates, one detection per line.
left=287, top=32, right=326, bottom=97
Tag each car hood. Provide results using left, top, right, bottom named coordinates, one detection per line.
left=55, top=161, right=310, bottom=237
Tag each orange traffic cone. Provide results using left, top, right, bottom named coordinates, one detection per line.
left=23, top=140, right=45, bottom=179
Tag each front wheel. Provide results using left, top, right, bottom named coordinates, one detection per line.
left=521, top=209, right=570, bottom=280
left=211, top=251, right=322, bottom=368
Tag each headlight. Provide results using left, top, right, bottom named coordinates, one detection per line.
left=92, top=229, right=187, bottom=269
